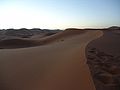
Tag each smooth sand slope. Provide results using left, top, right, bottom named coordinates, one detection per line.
left=0, top=30, right=103, bottom=90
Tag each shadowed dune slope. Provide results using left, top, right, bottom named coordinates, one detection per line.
left=0, top=39, right=38, bottom=49
left=0, top=29, right=86, bottom=49
left=0, top=30, right=103, bottom=90
left=86, top=30, right=120, bottom=90
left=87, top=30, right=120, bottom=56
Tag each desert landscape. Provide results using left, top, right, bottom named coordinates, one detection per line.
left=0, top=0, right=119, bottom=89
left=0, top=26, right=120, bottom=90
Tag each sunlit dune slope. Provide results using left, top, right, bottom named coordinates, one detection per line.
left=0, top=29, right=103, bottom=90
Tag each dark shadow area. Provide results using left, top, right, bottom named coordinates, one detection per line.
left=86, top=27, right=120, bottom=90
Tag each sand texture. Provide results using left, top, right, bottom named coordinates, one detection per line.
left=86, top=30, right=120, bottom=90
left=0, top=30, right=103, bottom=90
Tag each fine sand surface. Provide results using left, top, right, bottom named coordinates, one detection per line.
left=0, top=30, right=103, bottom=90
left=86, top=30, right=120, bottom=90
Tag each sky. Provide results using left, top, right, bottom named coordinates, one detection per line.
left=0, top=0, right=120, bottom=29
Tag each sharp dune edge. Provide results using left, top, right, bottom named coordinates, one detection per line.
left=0, top=30, right=103, bottom=90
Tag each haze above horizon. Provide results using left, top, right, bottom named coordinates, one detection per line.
left=0, top=0, right=120, bottom=29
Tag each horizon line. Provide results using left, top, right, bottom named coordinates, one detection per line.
left=0, top=25, right=120, bottom=30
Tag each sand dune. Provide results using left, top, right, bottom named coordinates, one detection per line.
left=87, top=30, right=120, bottom=56
left=0, top=29, right=85, bottom=49
left=0, top=30, right=103, bottom=90
left=35, top=29, right=86, bottom=45
left=86, top=30, right=120, bottom=90
left=0, top=39, right=38, bottom=49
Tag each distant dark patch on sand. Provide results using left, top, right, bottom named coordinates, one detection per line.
left=86, top=30, right=120, bottom=90
left=0, top=39, right=42, bottom=49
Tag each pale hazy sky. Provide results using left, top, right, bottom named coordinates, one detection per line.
left=0, top=0, right=120, bottom=29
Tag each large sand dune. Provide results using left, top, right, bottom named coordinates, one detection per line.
left=0, top=30, right=103, bottom=90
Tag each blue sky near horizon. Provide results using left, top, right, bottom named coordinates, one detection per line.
left=0, top=0, right=120, bottom=29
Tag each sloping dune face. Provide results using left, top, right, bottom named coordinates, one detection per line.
left=34, top=28, right=86, bottom=45
left=0, top=29, right=85, bottom=49
left=0, top=39, right=38, bottom=49
left=0, top=29, right=61, bottom=49
left=87, top=30, right=120, bottom=56
left=86, top=30, right=120, bottom=90
left=0, top=29, right=103, bottom=90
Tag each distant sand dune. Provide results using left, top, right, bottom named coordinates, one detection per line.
left=0, top=29, right=85, bottom=49
left=0, top=39, right=38, bottom=49
left=0, top=30, right=103, bottom=90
